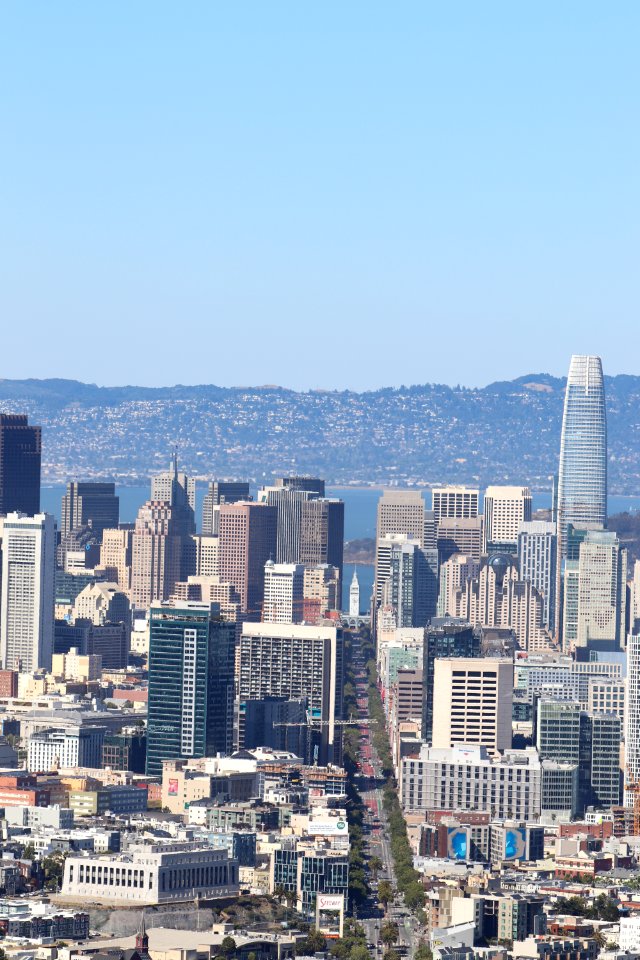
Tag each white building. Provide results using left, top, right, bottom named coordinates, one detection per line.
left=431, top=487, right=479, bottom=522
left=432, top=658, right=513, bottom=753
left=61, top=840, right=238, bottom=904
left=263, top=561, right=305, bottom=623
left=400, top=743, right=542, bottom=820
left=1, top=512, right=55, bottom=672
left=625, top=633, right=640, bottom=806
left=28, top=725, right=105, bottom=772
left=619, top=917, right=640, bottom=952
left=518, top=520, right=557, bottom=633
left=349, top=569, right=360, bottom=616
left=483, top=486, right=532, bottom=553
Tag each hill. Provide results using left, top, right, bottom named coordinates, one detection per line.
left=1, top=375, right=639, bottom=490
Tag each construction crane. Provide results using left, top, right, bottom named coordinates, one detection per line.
left=626, top=765, right=640, bottom=836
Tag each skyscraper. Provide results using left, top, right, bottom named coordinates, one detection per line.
left=218, top=502, right=277, bottom=618
left=422, top=619, right=479, bottom=741
left=432, top=657, right=513, bottom=753
left=259, top=485, right=314, bottom=563
left=146, top=602, right=236, bottom=776
left=130, top=502, right=183, bottom=608
left=237, top=621, right=343, bottom=764
left=518, top=521, right=557, bottom=634
left=151, top=456, right=196, bottom=536
left=557, top=355, right=607, bottom=553
left=263, top=560, right=305, bottom=623
left=483, top=486, right=532, bottom=554
left=60, top=482, right=119, bottom=540
left=300, top=498, right=344, bottom=580
left=625, top=634, right=640, bottom=806
left=431, top=486, right=479, bottom=523
left=0, top=414, right=41, bottom=516
left=0, top=512, right=55, bottom=671
left=201, top=480, right=250, bottom=535
left=575, top=530, right=627, bottom=652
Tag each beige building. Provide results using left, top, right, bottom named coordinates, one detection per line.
left=483, top=485, right=532, bottom=553
left=51, top=647, right=102, bottom=682
left=437, top=554, right=480, bottom=617
left=100, top=528, right=133, bottom=593
left=193, top=535, right=220, bottom=577
left=131, top=502, right=183, bottom=608
left=302, top=565, right=340, bottom=622
left=73, top=581, right=130, bottom=626
left=432, top=657, right=513, bottom=753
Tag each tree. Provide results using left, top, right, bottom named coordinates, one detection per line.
left=220, top=937, right=237, bottom=958
left=414, top=943, right=433, bottom=960
left=378, top=881, right=394, bottom=910
left=21, top=842, right=36, bottom=861
left=369, top=856, right=383, bottom=880
left=381, top=923, right=399, bottom=948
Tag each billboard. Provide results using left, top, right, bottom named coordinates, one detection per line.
left=168, top=778, right=179, bottom=796
left=446, top=826, right=468, bottom=860
left=307, top=818, right=348, bottom=836
left=316, top=894, right=344, bottom=938
left=503, top=827, right=527, bottom=860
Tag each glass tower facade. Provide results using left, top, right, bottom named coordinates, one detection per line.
left=557, top=355, right=607, bottom=554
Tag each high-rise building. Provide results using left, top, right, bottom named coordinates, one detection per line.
left=431, top=487, right=479, bottom=523
left=381, top=537, right=437, bottom=629
left=263, top=560, right=305, bottom=623
left=151, top=456, right=196, bottom=536
left=259, top=485, right=314, bottom=564
left=0, top=414, right=41, bottom=516
left=422, top=619, right=479, bottom=741
left=237, top=622, right=343, bottom=765
left=557, top=355, right=607, bottom=554
left=299, top=498, right=344, bottom=579
left=437, top=554, right=480, bottom=618
left=218, top=502, right=277, bottom=618
left=60, top=482, right=119, bottom=540
left=432, top=657, right=513, bottom=753
left=201, top=481, right=250, bottom=536
left=483, top=486, right=532, bottom=554
left=518, top=521, right=557, bottom=633
left=625, top=634, right=640, bottom=807
left=0, top=512, right=55, bottom=671
left=130, top=502, right=183, bottom=608
left=146, top=602, right=236, bottom=776
left=575, top=530, right=627, bottom=652
left=349, top=569, right=360, bottom=616
left=100, top=528, right=133, bottom=593
left=302, top=565, right=340, bottom=622
left=535, top=699, right=620, bottom=811
left=437, top=517, right=483, bottom=565
left=274, top=476, right=325, bottom=496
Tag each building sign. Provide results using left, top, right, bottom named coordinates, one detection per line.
left=168, top=778, right=179, bottom=796
left=316, top=893, right=344, bottom=939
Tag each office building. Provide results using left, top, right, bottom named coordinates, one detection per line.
left=625, top=634, right=640, bottom=806
left=61, top=482, right=119, bottom=540
left=349, top=569, right=360, bottom=616
left=1, top=512, right=55, bottom=671
left=483, top=486, right=532, bottom=554
left=575, top=530, right=627, bottom=651
left=191, top=534, right=220, bottom=577
left=300, top=498, right=344, bottom=579
left=151, top=456, right=196, bottom=533
left=587, top=678, right=624, bottom=720
left=61, top=841, right=239, bottom=904
left=302, top=565, right=340, bottom=622
left=557, top=355, right=607, bottom=554
left=27, top=726, right=105, bottom=772
left=100, top=528, right=133, bottom=593
left=437, top=555, right=480, bottom=618
left=380, top=537, right=436, bottom=629
left=73, top=581, right=131, bottom=626
left=274, top=476, right=325, bottom=496
left=422, top=619, right=479, bottom=741
left=146, top=602, right=236, bottom=776
left=0, top=413, right=41, bottom=516
left=260, top=484, right=314, bottom=564
left=400, top=744, right=541, bottom=820
left=218, top=502, right=277, bottom=618
left=431, top=487, right=479, bottom=523
left=536, top=700, right=621, bottom=811
left=130, top=502, right=183, bottom=608
left=201, top=480, right=250, bottom=535
left=437, top=516, right=483, bottom=564
left=51, top=647, right=102, bottom=681
left=518, top=521, right=557, bottom=633
left=238, top=622, right=343, bottom=765
left=432, top=658, right=513, bottom=753
left=263, top=561, right=305, bottom=623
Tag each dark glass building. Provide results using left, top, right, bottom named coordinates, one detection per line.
left=0, top=413, right=41, bottom=515
left=146, top=602, right=236, bottom=776
left=422, top=618, right=479, bottom=741
left=60, top=482, right=119, bottom=539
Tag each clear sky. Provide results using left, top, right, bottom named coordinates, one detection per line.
left=1, top=2, right=638, bottom=391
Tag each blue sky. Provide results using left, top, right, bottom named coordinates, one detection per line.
left=1, top=3, right=638, bottom=390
